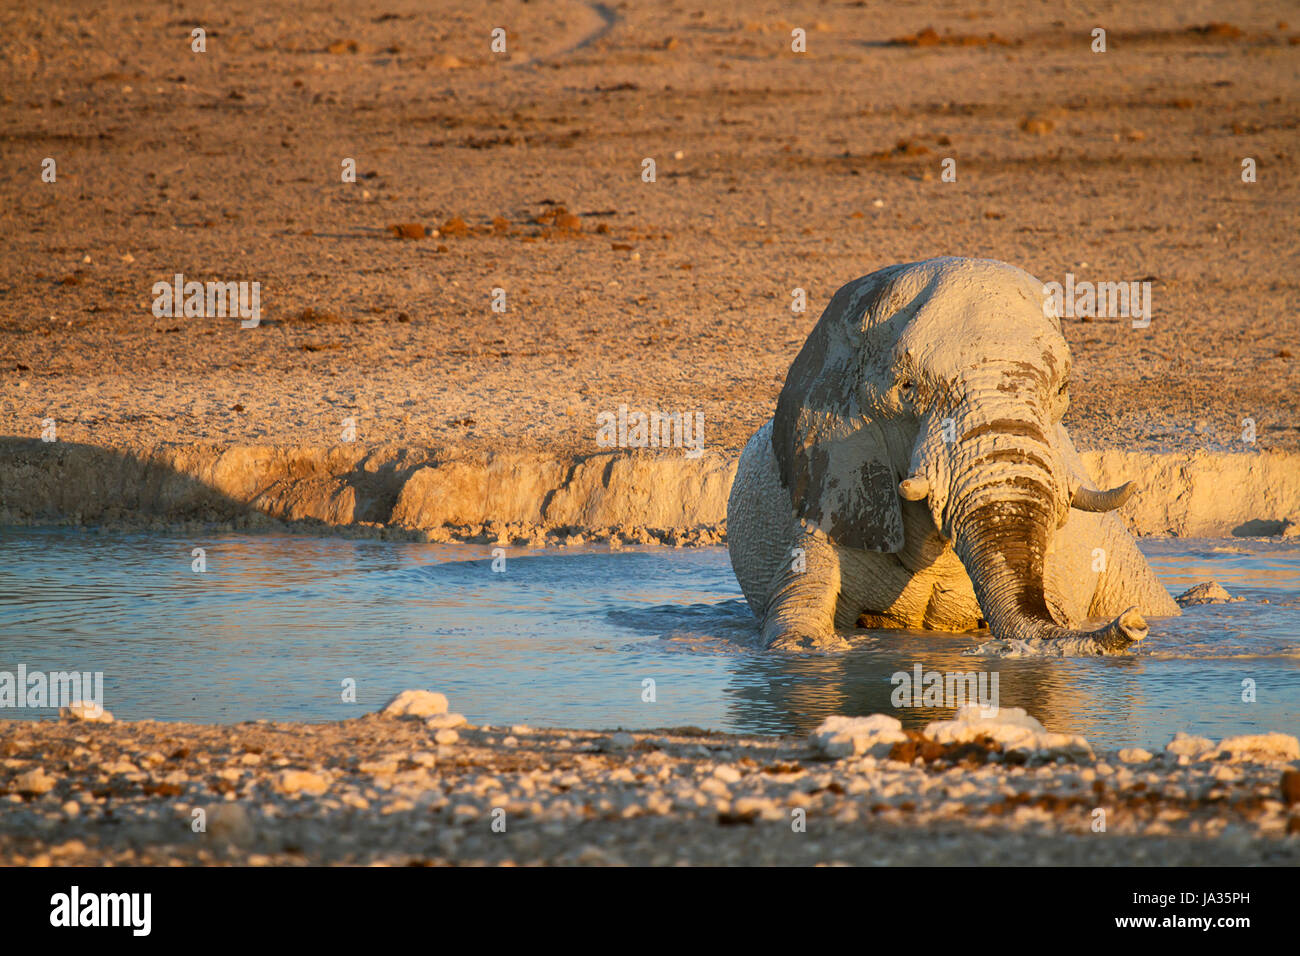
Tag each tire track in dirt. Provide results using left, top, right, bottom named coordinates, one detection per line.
left=514, top=1, right=619, bottom=68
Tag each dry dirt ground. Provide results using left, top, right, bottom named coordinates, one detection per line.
left=1, top=0, right=1298, bottom=461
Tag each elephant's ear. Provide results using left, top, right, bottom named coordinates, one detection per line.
left=771, top=277, right=905, bottom=553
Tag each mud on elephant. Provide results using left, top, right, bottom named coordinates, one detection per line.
left=727, top=257, right=1180, bottom=654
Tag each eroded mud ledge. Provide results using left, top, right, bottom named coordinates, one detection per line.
left=1, top=439, right=1298, bottom=541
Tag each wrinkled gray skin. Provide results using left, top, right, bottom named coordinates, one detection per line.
left=728, top=257, right=1180, bottom=654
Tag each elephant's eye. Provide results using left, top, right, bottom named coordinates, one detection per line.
left=900, top=380, right=915, bottom=394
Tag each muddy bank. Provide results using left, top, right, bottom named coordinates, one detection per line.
left=2, top=438, right=1298, bottom=541
left=1, top=696, right=1297, bottom=866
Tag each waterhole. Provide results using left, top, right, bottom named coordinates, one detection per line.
left=1, top=528, right=1296, bottom=751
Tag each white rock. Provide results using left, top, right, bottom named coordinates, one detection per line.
left=1117, top=748, right=1153, bottom=764
left=1215, top=733, right=1300, bottom=762
left=924, top=706, right=1092, bottom=760
left=277, top=770, right=329, bottom=795
left=713, top=765, right=742, bottom=784
left=925, top=706, right=1041, bottom=745
left=59, top=700, right=114, bottom=723
left=699, top=778, right=729, bottom=797
left=381, top=689, right=449, bottom=718
left=434, top=728, right=459, bottom=745
left=1175, top=582, right=1238, bottom=606
left=425, top=712, right=467, bottom=730
left=15, top=768, right=57, bottom=795
left=1166, top=732, right=1216, bottom=758
left=748, top=797, right=787, bottom=821
left=810, top=714, right=908, bottom=758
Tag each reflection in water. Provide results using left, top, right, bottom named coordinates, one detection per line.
left=722, top=645, right=1156, bottom=740
left=0, top=528, right=1296, bottom=750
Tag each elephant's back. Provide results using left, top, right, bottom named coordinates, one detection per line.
left=727, top=419, right=791, bottom=616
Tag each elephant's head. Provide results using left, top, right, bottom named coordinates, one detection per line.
left=772, top=257, right=1143, bottom=650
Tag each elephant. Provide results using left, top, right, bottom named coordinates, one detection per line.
left=727, top=257, right=1180, bottom=654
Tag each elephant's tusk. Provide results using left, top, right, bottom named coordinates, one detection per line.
left=898, top=476, right=930, bottom=501
left=1071, top=480, right=1135, bottom=512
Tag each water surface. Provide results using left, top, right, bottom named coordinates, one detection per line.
left=1, top=528, right=1296, bottom=751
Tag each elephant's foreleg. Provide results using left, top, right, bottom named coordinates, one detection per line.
left=760, top=532, right=849, bottom=651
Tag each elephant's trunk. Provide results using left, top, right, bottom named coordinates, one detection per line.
left=951, top=500, right=1146, bottom=652
left=936, top=391, right=1146, bottom=653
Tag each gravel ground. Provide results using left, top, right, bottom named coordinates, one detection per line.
left=3, top=702, right=1297, bottom=866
